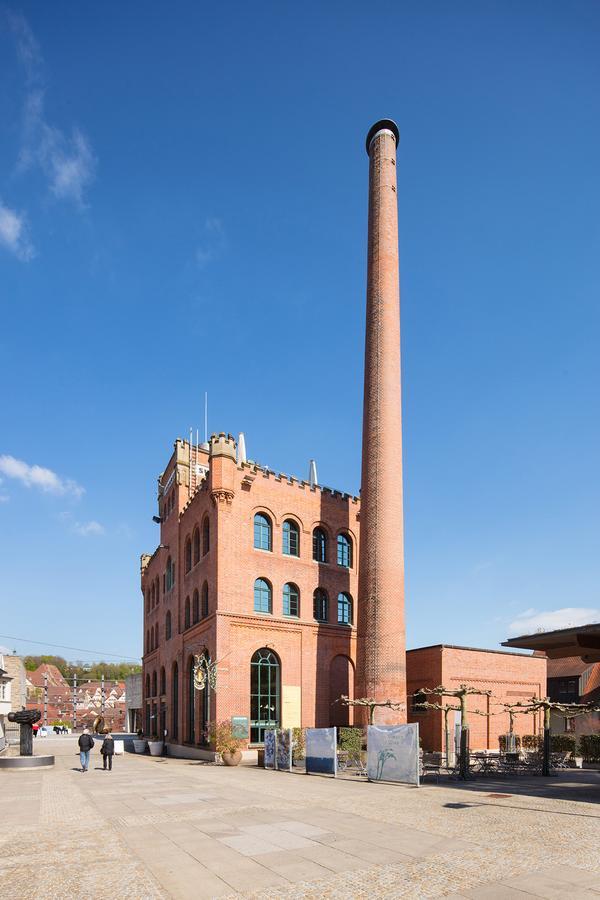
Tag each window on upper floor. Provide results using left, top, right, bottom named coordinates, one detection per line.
left=185, top=537, right=192, bottom=573
left=313, top=588, right=328, bottom=622
left=152, top=670, right=157, bottom=696
left=282, top=519, right=299, bottom=557
left=184, top=596, right=191, bottom=629
left=313, top=528, right=327, bottom=563
left=202, top=517, right=210, bottom=555
left=193, top=527, right=200, bottom=565
left=254, top=578, right=272, bottom=614
left=254, top=513, right=272, bottom=551
left=202, top=581, right=209, bottom=618
left=337, top=592, right=353, bottom=625
left=337, top=533, right=353, bottom=568
left=160, top=667, right=166, bottom=696
left=192, top=589, right=200, bottom=625
left=166, top=556, right=175, bottom=592
left=166, top=611, right=172, bottom=640
left=283, top=583, right=299, bottom=617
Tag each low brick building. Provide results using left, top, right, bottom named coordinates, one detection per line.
left=142, top=434, right=360, bottom=753
left=406, top=645, right=546, bottom=752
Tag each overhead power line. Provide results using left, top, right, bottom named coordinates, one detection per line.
left=0, top=633, right=140, bottom=663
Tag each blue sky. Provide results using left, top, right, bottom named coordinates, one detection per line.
left=1, top=2, right=599, bottom=663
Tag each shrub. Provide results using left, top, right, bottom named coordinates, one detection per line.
left=521, top=734, right=543, bottom=752
left=498, top=733, right=521, bottom=752
left=550, top=733, right=577, bottom=754
left=579, top=734, right=600, bottom=762
left=292, top=727, right=305, bottom=762
left=339, top=727, right=364, bottom=755
left=210, top=720, right=245, bottom=754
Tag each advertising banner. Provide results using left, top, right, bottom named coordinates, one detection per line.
left=264, top=729, right=276, bottom=769
left=367, top=723, right=419, bottom=785
left=275, top=728, right=293, bottom=771
left=305, top=727, right=337, bottom=776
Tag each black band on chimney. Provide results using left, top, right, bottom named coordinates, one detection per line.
left=366, top=119, right=400, bottom=154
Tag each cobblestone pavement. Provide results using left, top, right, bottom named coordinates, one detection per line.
left=1, top=738, right=599, bottom=899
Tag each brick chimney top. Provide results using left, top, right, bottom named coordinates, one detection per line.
left=366, top=118, right=399, bottom=154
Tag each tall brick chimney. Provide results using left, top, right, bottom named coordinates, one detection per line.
left=356, top=119, right=406, bottom=723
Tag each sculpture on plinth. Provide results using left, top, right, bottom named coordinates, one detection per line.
left=8, top=709, right=41, bottom=757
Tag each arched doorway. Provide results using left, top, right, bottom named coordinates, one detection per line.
left=329, top=655, right=355, bottom=727
left=250, top=648, right=280, bottom=744
left=198, top=649, right=211, bottom=745
left=187, top=657, right=195, bottom=743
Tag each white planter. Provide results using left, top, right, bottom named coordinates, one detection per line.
left=114, top=740, right=124, bottom=755
left=133, top=739, right=147, bottom=754
left=148, top=741, right=164, bottom=757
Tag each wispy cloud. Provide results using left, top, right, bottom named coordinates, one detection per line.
left=0, top=455, right=84, bottom=498
left=73, top=520, right=105, bottom=537
left=0, top=200, right=34, bottom=260
left=195, top=218, right=226, bottom=269
left=508, top=606, right=600, bottom=636
left=7, top=10, right=96, bottom=209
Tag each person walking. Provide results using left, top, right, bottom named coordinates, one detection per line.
left=78, top=728, right=95, bottom=773
left=101, top=733, right=115, bottom=771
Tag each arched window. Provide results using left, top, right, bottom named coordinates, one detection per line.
left=254, top=513, right=272, bottom=551
left=337, top=592, right=353, bottom=625
left=201, top=581, right=209, bottom=618
left=145, top=674, right=150, bottom=697
left=283, top=583, right=299, bottom=617
left=254, top=578, right=272, bottom=614
left=192, top=589, right=200, bottom=625
left=282, top=519, right=299, bottom=556
left=172, top=662, right=179, bottom=740
left=165, top=611, right=172, bottom=640
left=337, top=533, right=353, bottom=568
left=202, top=517, right=210, bottom=555
left=192, top=527, right=200, bottom=565
left=313, top=527, right=327, bottom=563
left=154, top=623, right=159, bottom=647
left=146, top=629, right=150, bottom=652
left=160, top=667, right=166, bottom=696
left=152, top=670, right=157, bottom=697
left=184, top=596, right=191, bottom=629
left=155, top=576, right=160, bottom=603
left=166, top=556, right=175, bottom=592
left=184, top=537, right=192, bottom=573
left=250, top=648, right=280, bottom=744
left=151, top=583, right=155, bottom=608
left=313, top=588, right=328, bottom=622
left=187, top=658, right=195, bottom=742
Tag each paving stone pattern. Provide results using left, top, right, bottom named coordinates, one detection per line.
left=1, top=738, right=599, bottom=899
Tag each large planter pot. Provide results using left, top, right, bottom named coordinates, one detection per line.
left=221, top=750, right=242, bottom=767
left=133, top=739, right=147, bottom=754
left=148, top=741, right=164, bottom=757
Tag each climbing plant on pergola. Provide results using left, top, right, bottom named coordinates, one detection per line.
left=338, top=695, right=406, bottom=726
left=415, top=685, right=493, bottom=779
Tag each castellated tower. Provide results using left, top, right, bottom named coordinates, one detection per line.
left=356, top=119, right=407, bottom=722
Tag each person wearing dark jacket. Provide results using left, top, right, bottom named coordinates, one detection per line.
left=78, top=728, right=94, bottom=772
left=101, top=734, right=115, bottom=771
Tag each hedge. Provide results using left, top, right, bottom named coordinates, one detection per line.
left=579, top=734, right=600, bottom=762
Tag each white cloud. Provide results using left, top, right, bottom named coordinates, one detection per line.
left=0, top=201, right=34, bottom=261
left=195, top=217, right=225, bottom=269
left=508, top=607, right=600, bottom=636
left=73, top=520, right=105, bottom=537
left=8, top=12, right=96, bottom=208
left=0, top=455, right=84, bottom=498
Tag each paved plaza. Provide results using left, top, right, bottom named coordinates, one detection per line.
left=1, top=738, right=599, bottom=899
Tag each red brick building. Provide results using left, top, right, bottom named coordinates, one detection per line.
left=406, top=645, right=546, bottom=752
left=141, top=434, right=360, bottom=751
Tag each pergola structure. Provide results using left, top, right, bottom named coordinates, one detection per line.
left=503, top=623, right=600, bottom=663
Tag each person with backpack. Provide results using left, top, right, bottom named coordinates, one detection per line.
left=78, top=728, right=94, bottom=772
left=101, top=733, right=115, bottom=771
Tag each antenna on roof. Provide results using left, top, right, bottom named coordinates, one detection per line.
left=204, top=392, right=208, bottom=444
left=309, top=459, right=318, bottom=488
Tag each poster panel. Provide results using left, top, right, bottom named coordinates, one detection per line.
left=275, top=728, right=293, bottom=771
left=264, top=729, right=276, bottom=769
left=305, top=727, right=337, bottom=776
left=367, top=723, right=419, bottom=785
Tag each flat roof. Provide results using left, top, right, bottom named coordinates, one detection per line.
left=503, top=622, right=600, bottom=663
left=407, top=643, right=539, bottom=659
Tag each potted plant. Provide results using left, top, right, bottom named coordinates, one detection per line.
left=148, top=734, right=164, bottom=756
left=211, top=720, right=244, bottom=766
